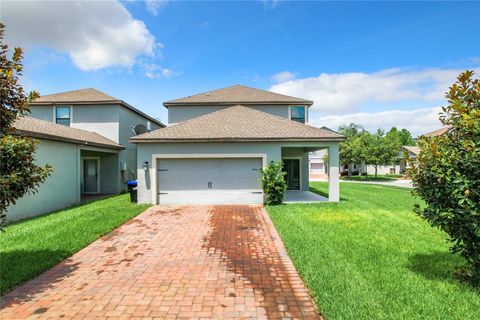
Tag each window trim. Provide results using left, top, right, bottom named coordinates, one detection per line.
left=53, top=105, right=72, bottom=126
left=288, top=105, right=307, bottom=124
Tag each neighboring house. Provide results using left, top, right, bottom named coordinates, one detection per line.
left=7, top=88, right=164, bottom=221
left=421, top=125, right=452, bottom=138
left=399, top=146, right=420, bottom=173
left=7, top=116, right=124, bottom=221
left=398, top=126, right=451, bottom=173
left=131, top=85, right=345, bottom=204
left=28, top=88, right=165, bottom=192
left=309, top=150, right=328, bottom=178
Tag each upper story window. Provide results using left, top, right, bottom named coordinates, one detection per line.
left=55, top=106, right=71, bottom=126
left=290, top=106, right=306, bottom=123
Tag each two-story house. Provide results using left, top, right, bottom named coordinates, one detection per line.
left=131, top=85, right=345, bottom=205
left=7, top=88, right=164, bottom=221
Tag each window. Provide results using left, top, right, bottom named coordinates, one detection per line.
left=290, top=106, right=305, bottom=123
left=55, top=106, right=71, bottom=126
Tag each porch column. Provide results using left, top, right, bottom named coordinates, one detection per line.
left=328, top=144, right=340, bottom=202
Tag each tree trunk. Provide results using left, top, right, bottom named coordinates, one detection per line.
left=348, top=163, right=353, bottom=177
left=375, top=166, right=378, bottom=177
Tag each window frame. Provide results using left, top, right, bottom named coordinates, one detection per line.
left=288, top=105, right=307, bottom=124
left=54, top=105, right=72, bottom=126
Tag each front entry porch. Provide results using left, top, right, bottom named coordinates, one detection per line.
left=80, top=149, right=120, bottom=197
left=281, top=142, right=340, bottom=202
left=284, top=190, right=328, bottom=203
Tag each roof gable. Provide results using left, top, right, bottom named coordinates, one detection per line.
left=131, top=105, right=344, bottom=143
left=33, top=88, right=120, bottom=103
left=164, top=85, right=313, bottom=106
left=13, top=116, right=124, bottom=150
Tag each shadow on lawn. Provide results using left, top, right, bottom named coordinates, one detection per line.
left=309, top=186, right=349, bottom=202
left=0, top=249, right=80, bottom=302
left=408, top=251, right=477, bottom=290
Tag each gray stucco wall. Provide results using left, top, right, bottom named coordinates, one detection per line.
left=29, top=104, right=120, bottom=142
left=30, top=105, right=54, bottom=122
left=71, top=105, right=119, bottom=142
left=136, top=142, right=282, bottom=203
left=118, top=106, right=163, bottom=183
left=168, top=105, right=296, bottom=124
left=6, top=139, right=80, bottom=222
left=135, top=141, right=333, bottom=203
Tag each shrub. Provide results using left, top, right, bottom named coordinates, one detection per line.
left=409, top=71, right=480, bottom=285
left=260, top=161, right=287, bottom=205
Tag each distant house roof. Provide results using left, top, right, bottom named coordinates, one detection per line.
left=131, top=105, right=345, bottom=143
left=31, top=88, right=165, bottom=127
left=13, top=116, right=124, bottom=150
left=421, top=126, right=452, bottom=138
left=164, top=85, right=313, bottom=107
left=402, top=145, right=420, bottom=156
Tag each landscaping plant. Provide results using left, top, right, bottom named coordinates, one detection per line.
left=260, top=161, right=287, bottom=205
left=409, top=70, right=480, bottom=285
left=0, top=23, right=52, bottom=227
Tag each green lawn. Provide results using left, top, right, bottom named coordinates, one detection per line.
left=341, top=174, right=403, bottom=181
left=267, top=182, right=480, bottom=320
left=0, top=194, right=150, bottom=294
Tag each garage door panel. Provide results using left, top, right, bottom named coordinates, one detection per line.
left=157, top=158, right=263, bottom=204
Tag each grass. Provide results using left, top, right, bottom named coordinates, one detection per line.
left=341, top=174, right=403, bottom=181
left=0, top=194, right=150, bottom=294
left=267, top=182, right=480, bottom=320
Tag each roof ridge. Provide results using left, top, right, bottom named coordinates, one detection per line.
left=164, top=84, right=312, bottom=105
left=36, top=87, right=120, bottom=101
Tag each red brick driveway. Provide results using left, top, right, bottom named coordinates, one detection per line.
left=1, top=206, right=319, bottom=319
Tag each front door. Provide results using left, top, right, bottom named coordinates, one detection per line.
left=283, top=159, right=300, bottom=190
left=83, top=158, right=99, bottom=194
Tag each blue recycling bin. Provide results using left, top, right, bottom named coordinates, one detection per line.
left=127, top=180, right=137, bottom=202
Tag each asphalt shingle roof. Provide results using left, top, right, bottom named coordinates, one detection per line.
left=402, top=145, right=420, bottom=155
left=13, top=116, right=124, bottom=150
left=131, top=105, right=345, bottom=143
left=164, top=85, right=313, bottom=106
left=422, top=126, right=452, bottom=138
left=33, top=88, right=120, bottom=103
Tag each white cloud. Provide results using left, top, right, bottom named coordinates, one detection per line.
left=271, top=71, right=295, bottom=83
left=145, top=0, right=169, bottom=16
left=270, top=67, right=479, bottom=114
left=200, top=22, right=211, bottom=30
left=2, top=0, right=158, bottom=71
left=144, top=63, right=176, bottom=78
left=261, top=0, right=281, bottom=9
left=313, top=107, right=443, bottom=137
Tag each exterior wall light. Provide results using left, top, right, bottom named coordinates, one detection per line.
left=143, top=161, right=149, bottom=171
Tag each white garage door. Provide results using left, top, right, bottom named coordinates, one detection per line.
left=156, top=158, right=263, bottom=204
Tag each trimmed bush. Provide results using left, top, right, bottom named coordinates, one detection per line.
left=261, top=161, right=287, bottom=205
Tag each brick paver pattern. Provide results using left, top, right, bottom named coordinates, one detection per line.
left=1, top=205, right=319, bottom=319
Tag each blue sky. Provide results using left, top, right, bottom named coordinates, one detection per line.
left=3, top=1, right=480, bottom=135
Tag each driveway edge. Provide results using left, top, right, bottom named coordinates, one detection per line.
left=259, top=206, right=322, bottom=319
